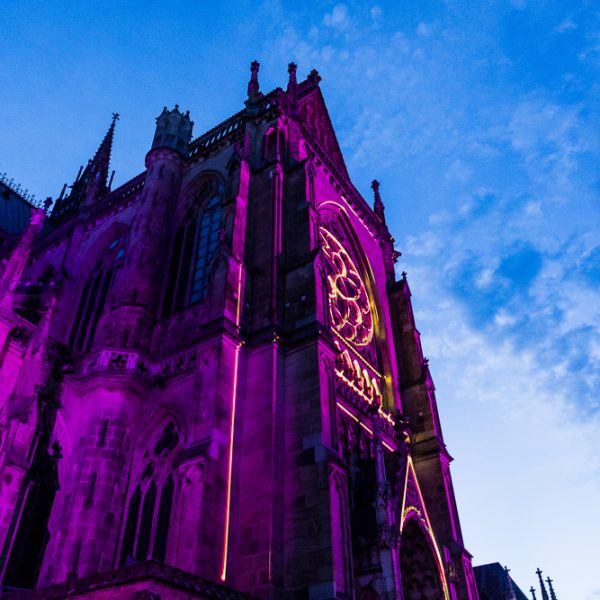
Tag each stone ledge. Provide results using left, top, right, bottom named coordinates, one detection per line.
left=2, top=560, right=259, bottom=600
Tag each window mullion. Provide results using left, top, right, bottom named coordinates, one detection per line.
left=76, top=273, right=102, bottom=351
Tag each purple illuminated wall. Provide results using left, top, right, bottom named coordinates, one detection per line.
left=0, top=63, right=480, bottom=600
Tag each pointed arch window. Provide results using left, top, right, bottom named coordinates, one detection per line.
left=69, top=233, right=127, bottom=352
left=119, top=421, right=180, bottom=566
left=163, top=179, right=223, bottom=316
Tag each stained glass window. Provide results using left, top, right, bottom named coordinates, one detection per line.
left=119, top=422, right=180, bottom=566
left=162, top=180, right=223, bottom=315
left=69, top=233, right=126, bottom=352
left=190, top=195, right=221, bottom=304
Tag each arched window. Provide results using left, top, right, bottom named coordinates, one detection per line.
left=68, top=232, right=126, bottom=352
left=163, top=179, right=223, bottom=316
left=119, top=421, right=180, bottom=566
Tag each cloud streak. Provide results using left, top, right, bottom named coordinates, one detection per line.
left=252, top=1, right=600, bottom=596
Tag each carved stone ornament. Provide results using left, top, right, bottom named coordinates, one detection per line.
left=320, top=226, right=373, bottom=347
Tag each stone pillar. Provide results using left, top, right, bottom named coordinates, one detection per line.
left=98, top=107, right=192, bottom=352
left=39, top=383, right=140, bottom=583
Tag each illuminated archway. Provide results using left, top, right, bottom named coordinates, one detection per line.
left=400, top=518, right=445, bottom=600
left=399, top=458, right=450, bottom=600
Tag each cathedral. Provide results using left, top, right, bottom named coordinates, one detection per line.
left=0, top=63, right=481, bottom=599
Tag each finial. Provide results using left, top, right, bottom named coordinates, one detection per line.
left=287, top=62, right=298, bottom=89
left=111, top=112, right=120, bottom=124
left=308, top=68, right=321, bottom=85
left=546, top=577, right=557, bottom=600
left=371, top=179, right=386, bottom=222
left=401, top=270, right=407, bottom=281
left=530, top=587, right=537, bottom=600
left=247, top=60, right=261, bottom=100
left=536, top=569, right=550, bottom=600
left=43, top=197, right=53, bottom=211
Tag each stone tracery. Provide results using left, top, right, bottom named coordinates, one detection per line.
left=320, top=226, right=374, bottom=348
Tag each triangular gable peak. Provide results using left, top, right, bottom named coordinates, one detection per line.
left=400, top=456, right=451, bottom=599
left=297, top=85, right=350, bottom=182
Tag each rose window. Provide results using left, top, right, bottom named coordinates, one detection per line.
left=320, top=227, right=373, bottom=347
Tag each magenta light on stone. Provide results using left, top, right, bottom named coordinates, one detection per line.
left=0, top=62, right=481, bottom=599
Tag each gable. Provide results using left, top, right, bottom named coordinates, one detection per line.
left=299, top=88, right=350, bottom=180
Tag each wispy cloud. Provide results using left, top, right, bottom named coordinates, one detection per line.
left=251, top=2, right=600, bottom=596
left=323, top=4, right=350, bottom=32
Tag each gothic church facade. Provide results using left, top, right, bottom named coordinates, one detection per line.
left=0, top=63, right=480, bottom=600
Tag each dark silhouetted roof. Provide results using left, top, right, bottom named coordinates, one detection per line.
left=475, top=563, right=529, bottom=600
left=0, top=182, right=34, bottom=237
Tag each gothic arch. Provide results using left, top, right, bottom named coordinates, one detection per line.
left=132, top=410, right=187, bottom=456
left=50, top=410, right=72, bottom=490
left=399, top=460, right=450, bottom=600
left=176, top=170, right=225, bottom=222
left=316, top=205, right=394, bottom=409
left=72, top=223, right=129, bottom=279
left=118, top=413, right=185, bottom=566
left=400, top=516, right=447, bottom=600
left=66, top=224, right=128, bottom=352
left=163, top=172, right=225, bottom=315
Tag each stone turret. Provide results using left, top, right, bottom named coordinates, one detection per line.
left=371, top=179, right=386, bottom=224
left=536, top=569, right=550, bottom=600
left=151, top=105, right=193, bottom=157
left=102, top=106, right=193, bottom=351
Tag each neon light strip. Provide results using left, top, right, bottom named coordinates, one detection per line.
left=318, top=198, right=376, bottom=239
left=331, top=329, right=383, bottom=378
left=335, top=370, right=394, bottom=426
left=399, top=457, right=451, bottom=600
left=235, top=264, right=243, bottom=327
left=220, top=342, right=241, bottom=581
left=336, top=402, right=395, bottom=452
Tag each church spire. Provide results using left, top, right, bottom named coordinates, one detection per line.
left=546, top=577, right=558, bottom=600
left=247, top=60, right=261, bottom=101
left=52, top=113, right=119, bottom=218
left=287, top=62, right=298, bottom=94
left=85, top=112, right=119, bottom=201
left=286, top=62, right=301, bottom=119
left=530, top=587, right=538, bottom=600
left=371, top=179, right=386, bottom=223
left=536, top=569, right=550, bottom=600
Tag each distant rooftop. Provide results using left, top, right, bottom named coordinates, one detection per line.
left=0, top=175, right=36, bottom=238
left=474, top=563, right=529, bottom=600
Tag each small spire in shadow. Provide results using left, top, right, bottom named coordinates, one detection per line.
left=371, top=179, right=386, bottom=223
left=247, top=60, right=261, bottom=101
left=536, top=569, right=550, bottom=600
left=546, top=577, right=558, bottom=600
left=307, top=68, right=321, bottom=85
left=530, top=587, right=537, bottom=600
left=287, top=62, right=298, bottom=93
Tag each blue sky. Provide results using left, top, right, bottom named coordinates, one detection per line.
left=2, top=1, right=599, bottom=597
